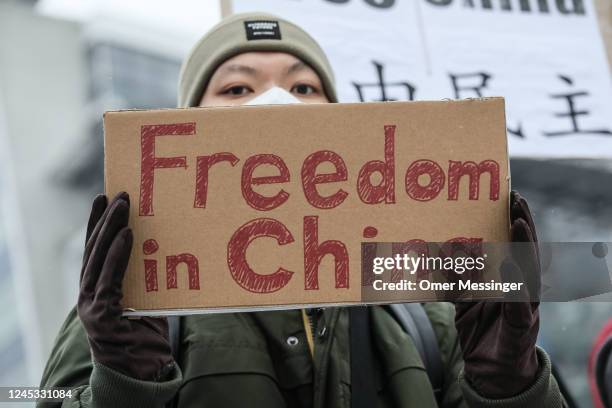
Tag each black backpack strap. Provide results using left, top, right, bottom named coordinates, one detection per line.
left=350, top=306, right=377, bottom=408
left=166, top=316, right=182, bottom=408
left=168, top=316, right=182, bottom=362
left=387, top=303, right=444, bottom=404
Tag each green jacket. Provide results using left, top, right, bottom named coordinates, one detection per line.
left=39, top=303, right=564, bottom=408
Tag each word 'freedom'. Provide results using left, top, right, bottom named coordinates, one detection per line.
left=139, top=123, right=500, bottom=216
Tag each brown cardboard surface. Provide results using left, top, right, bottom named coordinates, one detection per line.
left=103, top=99, right=510, bottom=315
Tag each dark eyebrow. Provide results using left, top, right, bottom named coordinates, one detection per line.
left=287, top=61, right=308, bottom=75
left=221, top=64, right=258, bottom=76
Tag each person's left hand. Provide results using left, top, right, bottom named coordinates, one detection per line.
left=454, top=190, right=541, bottom=399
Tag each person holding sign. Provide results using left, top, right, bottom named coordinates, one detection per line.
left=39, top=12, right=565, bottom=408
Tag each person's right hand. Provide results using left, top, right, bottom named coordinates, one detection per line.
left=77, top=192, right=174, bottom=381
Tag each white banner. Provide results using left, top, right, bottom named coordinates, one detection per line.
left=230, top=0, right=612, bottom=158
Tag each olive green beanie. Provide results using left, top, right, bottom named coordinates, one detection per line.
left=178, top=12, right=337, bottom=107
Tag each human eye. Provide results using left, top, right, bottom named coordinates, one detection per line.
left=291, top=83, right=319, bottom=96
left=221, top=85, right=253, bottom=96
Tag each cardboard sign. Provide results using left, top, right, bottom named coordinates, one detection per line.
left=103, top=98, right=510, bottom=315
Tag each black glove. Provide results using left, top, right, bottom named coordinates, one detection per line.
left=77, top=192, right=174, bottom=381
left=454, top=191, right=540, bottom=398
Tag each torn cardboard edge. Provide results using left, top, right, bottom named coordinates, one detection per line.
left=103, top=97, right=504, bottom=115
left=123, top=298, right=500, bottom=317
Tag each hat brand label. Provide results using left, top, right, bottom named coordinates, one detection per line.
left=244, top=20, right=282, bottom=40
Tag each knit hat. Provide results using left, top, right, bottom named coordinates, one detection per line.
left=178, top=12, right=337, bottom=107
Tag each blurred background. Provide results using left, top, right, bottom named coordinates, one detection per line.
left=0, top=0, right=610, bottom=406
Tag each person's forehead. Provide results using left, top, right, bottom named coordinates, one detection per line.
left=215, top=51, right=310, bottom=74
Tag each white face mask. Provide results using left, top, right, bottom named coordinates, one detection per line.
left=244, top=86, right=302, bottom=106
